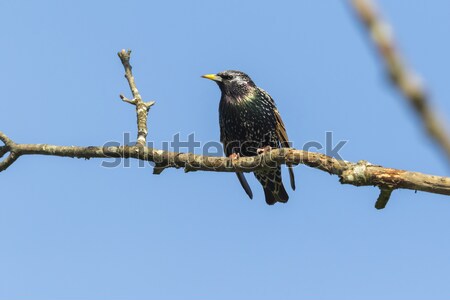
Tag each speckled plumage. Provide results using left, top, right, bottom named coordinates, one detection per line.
left=203, top=70, right=295, bottom=205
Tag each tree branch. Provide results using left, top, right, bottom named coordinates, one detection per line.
left=0, top=131, right=19, bottom=172
left=118, top=49, right=155, bottom=146
left=0, top=134, right=448, bottom=203
left=0, top=49, right=448, bottom=209
left=375, top=188, right=393, bottom=210
left=350, top=0, right=450, bottom=163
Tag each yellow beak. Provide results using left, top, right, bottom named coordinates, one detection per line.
left=201, top=74, right=222, bottom=82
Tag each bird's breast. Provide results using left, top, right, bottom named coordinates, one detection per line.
left=219, top=99, right=278, bottom=156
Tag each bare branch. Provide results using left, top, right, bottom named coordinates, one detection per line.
left=0, top=146, right=8, bottom=159
left=375, top=188, right=394, bottom=210
left=0, top=131, right=18, bottom=172
left=350, top=0, right=450, bottom=162
left=0, top=130, right=448, bottom=207
left=119, top=94, right=136, bottom=105
left=118, top=49, right=155, bottom=146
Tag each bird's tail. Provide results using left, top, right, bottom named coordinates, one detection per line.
left=254, top=167, right=289, bottom=205
left=236, top=172, right=253, bottom=199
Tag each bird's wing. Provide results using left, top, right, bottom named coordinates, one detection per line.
left=272, top=102, right=296, bottom=191
left=274, top=108, right=290, bottom=148
left=257, top=88, right=296, bottom=190
left=257, top=88, right=292, bottom=147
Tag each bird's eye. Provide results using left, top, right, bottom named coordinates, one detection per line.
left=221, top=74, right=233, bottom=80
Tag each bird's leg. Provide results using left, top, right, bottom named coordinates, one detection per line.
left=228, top=153, right=240, bottom=167
left=257, top=145, right=272, bottom=155
left=229, top=153, right=240, bottom=160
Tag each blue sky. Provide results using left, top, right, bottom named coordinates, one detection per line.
left=1, top=0, right=450, bottom=299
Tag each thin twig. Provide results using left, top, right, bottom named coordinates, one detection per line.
left=0, top=146, right=8, bottom=159
left=375, top=187, right=394, bottom=209
left=118, top=49, right=155, bottom=146
left=350, top=0, right=450, bottom=162
left=0, top=131, right=18, bottom=172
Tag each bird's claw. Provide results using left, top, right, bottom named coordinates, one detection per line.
left=257, top=146, right=272, bottom=155
left=229, top=153, right=240, bottom=160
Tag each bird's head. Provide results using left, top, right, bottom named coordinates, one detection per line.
left=202, top=70, right=256, bottom=98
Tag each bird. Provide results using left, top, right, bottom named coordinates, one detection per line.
left=202, top=70, right=295, bottom=205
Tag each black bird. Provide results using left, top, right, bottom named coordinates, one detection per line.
left=202, top=70, right=295, bottom=205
